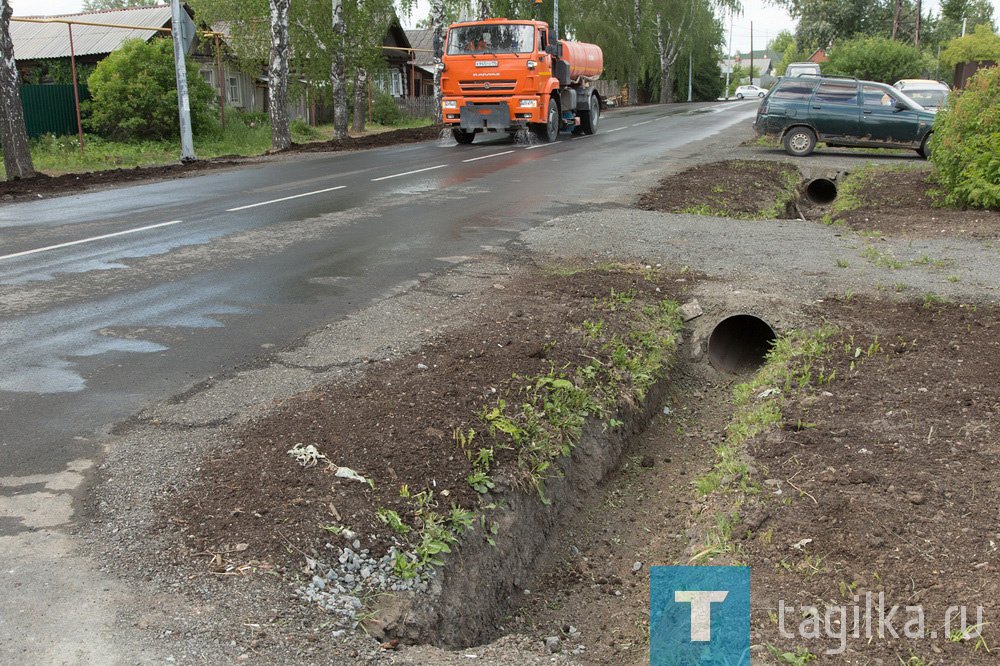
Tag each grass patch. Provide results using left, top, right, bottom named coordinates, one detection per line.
left=697, top=326, right=839, bottom=498
left=11, top=116, right=434, bottom=177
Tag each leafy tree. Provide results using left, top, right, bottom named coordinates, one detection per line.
left=937, top=0, right=996, bottom=40
left=940, top=23, right=1000, bottom=68
left=768, top=29, right=795, bottom=56
left=824, top=36, right=931, bottom=83
left=0, top=0, right=35, bottom=179
left=772, top=0, right=894, bottom=48
left=86, top=38, right=217, bottom=140
left=929, top=65, right=1000, bottom=209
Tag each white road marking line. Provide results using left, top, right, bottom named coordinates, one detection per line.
left=371, top=164, right=448, bottom=181
left=605, top=127, right=626, bottom=133
left=0, top=220, right=183, bottom=262
left=462, top=150, right=515, bottom=163
left=226, top=185, right=347, bottom=212
left=525, top=142, right=559, bottom=150
left=631, top=120, right=653, bottom=126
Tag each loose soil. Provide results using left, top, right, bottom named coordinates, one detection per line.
left=737, top=296, right=1000, bottom=663
left=0, top=125, right=444, bottom=202
left=164, top=265, right=692, bottom=646
left=833, top=166, right=1000, bottom=238
left=80, top=144, right=1000, bottom=663
left=636, top=159, right=800, bottom=219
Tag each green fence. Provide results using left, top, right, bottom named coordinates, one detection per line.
left=20, top=84, right=90, bottom=139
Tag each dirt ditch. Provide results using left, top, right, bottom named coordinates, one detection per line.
left=165, top=266, right=696, bottom=648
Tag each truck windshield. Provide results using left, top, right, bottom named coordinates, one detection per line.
left=446, top=24, right=535, bottom=55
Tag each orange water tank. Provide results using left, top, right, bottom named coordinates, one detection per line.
left=558, top=40, right=603, bottom=82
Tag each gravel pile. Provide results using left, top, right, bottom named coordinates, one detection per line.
left=295, top=541, right=433, bottom=623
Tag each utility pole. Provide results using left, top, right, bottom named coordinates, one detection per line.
left=687, top=52, right=692, bottom=102
left=724, top=10, right=733, bottom=99
left=749, top=21, right=753, bottom=86
left=171, top=0, right=195, bottom=162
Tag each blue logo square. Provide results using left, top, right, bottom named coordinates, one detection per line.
left=650, top=566, right=752, bottom=665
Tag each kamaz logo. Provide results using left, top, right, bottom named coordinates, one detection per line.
left=472, top=72, right=502, bottom=76
left=484, top=82, right=490, bottom=89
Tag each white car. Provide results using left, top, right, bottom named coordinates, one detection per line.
left=735, top=85, right=767, bottom=99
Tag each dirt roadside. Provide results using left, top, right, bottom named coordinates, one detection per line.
left=8, top=118, right=1000, bottom=665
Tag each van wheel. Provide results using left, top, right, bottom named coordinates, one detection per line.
left=579, top=93, right=600, bottom=135
left=453, top=128, right=475, bottom=144
left=919, top=134, right=932, bottom=159
left=783, top=127, right=816, bottom=157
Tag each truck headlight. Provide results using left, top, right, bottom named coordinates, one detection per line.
left=443, top=100, right=458, bottom=109
left=526, top=60, right=537, bottom=69
left=519, top=99, right=538, bottom=108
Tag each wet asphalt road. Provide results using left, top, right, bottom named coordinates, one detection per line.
left=0, top=101, right=758, bottom=492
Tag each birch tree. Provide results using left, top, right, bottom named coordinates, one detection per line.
left=654, top=0, right=694, bottom=103
left=630, top=0, right=641, bottom=104
left=331, top=0, right=349, bottom=138
left=269, top=0, right=292, bottom=150
left=0, top=0, right=35, bottom=180
left=431, top=0, right=446, bottom=123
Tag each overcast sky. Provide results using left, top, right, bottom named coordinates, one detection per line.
left=17, top=0, right=1000, bottom=57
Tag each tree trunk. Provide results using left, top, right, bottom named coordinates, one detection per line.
left=0, top=0, right=35, bottom=180
left=268, top=0, right=291, bottom=151
left=629, top=0, right=640, bottom=105
left=478, top=0, right=491, bottom=20
left=431, top=0, right=445, bottom=124
left=331, top=0, right=349, bottom=139
left=656, top=13, right=668, bottom=104
left=352, top=68, right=367, bottom=132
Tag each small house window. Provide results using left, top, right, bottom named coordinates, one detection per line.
left=227, top=76, right=241, bottom=105
left=201, top=70, right=214, bottom=87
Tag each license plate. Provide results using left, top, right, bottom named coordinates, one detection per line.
left=475, top=60, right=498, bottom=67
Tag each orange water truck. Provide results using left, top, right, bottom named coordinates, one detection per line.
left=439, top=18, right=604, bottom=143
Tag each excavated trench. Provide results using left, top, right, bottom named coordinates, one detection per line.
left=369, top=310, right=778, bottom=648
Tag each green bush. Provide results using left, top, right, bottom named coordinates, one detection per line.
left=86, top=38, right=218, bottom=141
left=824, top=37, right=931, bottom=83
left=290, top=118, right=322, bottom=140
left=929, top=66, right=1000, bottom=209
left=371, top=90, right=402, bottom=126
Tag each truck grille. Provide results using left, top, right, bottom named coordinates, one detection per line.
left=459, top=80, right=517, bottom=93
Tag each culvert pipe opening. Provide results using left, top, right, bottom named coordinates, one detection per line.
left=804, top=178, right=838, bottom=205
left=708, top=314, right=777, bottom=374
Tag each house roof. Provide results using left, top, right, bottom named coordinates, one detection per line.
left=720, top=56, right=773, bottom=75
left=12, top=5, right=177, bottom=61
left=405, top=28, right=435, bottom=66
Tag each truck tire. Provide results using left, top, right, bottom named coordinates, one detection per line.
left=534, top=97, right=560, bottom=143
left=783, top=126, right=816, bottom=157
left=453, top=128, right=475, bottom=144
left=579, top=93, right=600, bottom=135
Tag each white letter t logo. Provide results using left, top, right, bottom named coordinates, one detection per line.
left=674, top=590, right=729, bottom=641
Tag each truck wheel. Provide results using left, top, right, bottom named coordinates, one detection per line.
left=579, top=93, right=600, bottom=135
left=783, top=127, right=816, bottom=157
left=534, top=97, right=559, bottom=143
left=453, top=128, right=475, bottom=145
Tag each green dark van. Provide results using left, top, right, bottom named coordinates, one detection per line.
left=753, top=75, right=936, bottom=158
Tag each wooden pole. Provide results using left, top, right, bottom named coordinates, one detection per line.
left=67, top=23, right=84, bottom=153
left=214, top=33, right=225, bottom=130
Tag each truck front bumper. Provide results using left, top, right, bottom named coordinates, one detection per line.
left=443, top=97, right=543, bottom=129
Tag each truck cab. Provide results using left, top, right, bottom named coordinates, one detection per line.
left=440, top=19, right=602, bottom=143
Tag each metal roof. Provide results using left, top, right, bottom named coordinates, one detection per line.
left=13, top=6, right=174, bottom=61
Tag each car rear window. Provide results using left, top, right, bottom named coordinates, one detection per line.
left=814, top=81, right=858, bottom=105
left=771, top=79, right=817, bottom=101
